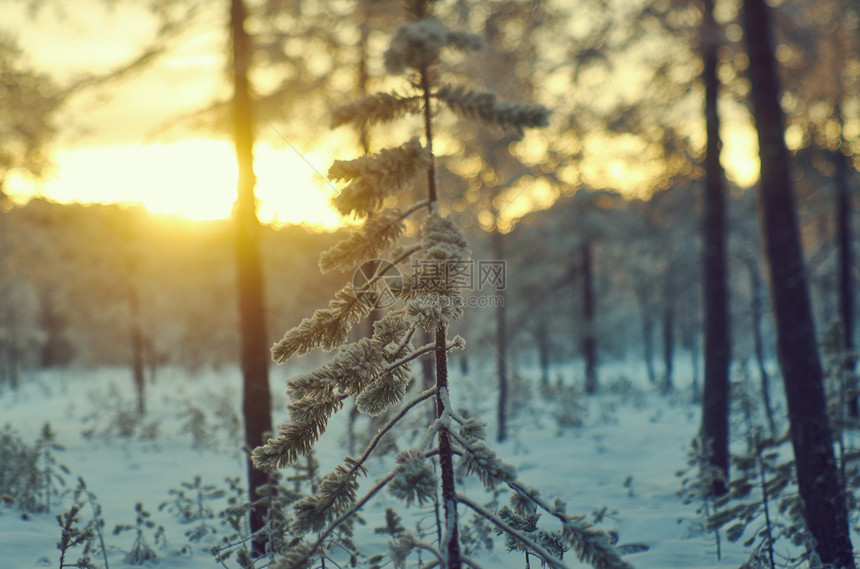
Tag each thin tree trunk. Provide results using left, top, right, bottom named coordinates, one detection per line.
left=536, top=323, right=550, bottom=389
left=581, top=240, right=597, bottom=394
left=662, top=276, right=674, bottom=393
left=421, top=330, right=436, bottom=422
left=230, top=0, right=273, bottom=556
left=743, top=0, right=855, bottom=565
left=130, top=285, right=145, bottom=416
left=637, top=285, right=657, bottom=385
left=420, top=64, right=461, bottom=569
left=701, top=0, right=731, bottom=497
left=834, top=111, right=856, bottom=417
left=745, top=257, right=777, bottom=437
left=493, top=228, right=508, bottom=442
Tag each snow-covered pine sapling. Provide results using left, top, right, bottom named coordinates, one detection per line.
left=74, top=477, right=110, bottom=569
left=57, top=503, right=97, bottom=569
left=252, top=3, right=630, bottom=569
left=0, top=424, right=41, bottom=512
left=113, top=502, right=157, bottom=565
left=159, top=475, right=224, bottom=542
left=706, top=378, right=804, bottom=569
left=39, top=422, right=69, bottom=512
left=708, top=430, right=783, bottom=569
left=677, top=432, right=724, bottom=560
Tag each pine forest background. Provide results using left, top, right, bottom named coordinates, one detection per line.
left=2, top=0, right=860, bottom=568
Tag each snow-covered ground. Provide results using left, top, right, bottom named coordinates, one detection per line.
left=0, top=361, right=766, bottom=568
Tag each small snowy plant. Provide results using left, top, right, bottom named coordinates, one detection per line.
left=159, top=475, right=223, bottom=543
left=252, top=2, right=629, bottom=569
left=113, top=502, right=158, bottom=565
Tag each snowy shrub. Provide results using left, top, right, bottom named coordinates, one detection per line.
left=0, top=423, right=69, bottom=514
left=677, top=433, right=725, bottom=559
left=57, top=503, right=98, bottom=569
left=159, top=475, right=223, bottom=543
left=38, top=422, right=69, bottom=512
left=113, top=502, right=159, bottom=565
left=56, top=478, right=109, bottom=569
left=179, top=404, right=213, bottom=450
left=80, top=383, right=158, bottom=443
left=0, top=424, right=41, bottom=512
left=543, top=383, right=587, bottom=432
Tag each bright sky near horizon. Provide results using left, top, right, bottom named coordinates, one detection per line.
left=3, top=0, right=761, bottom=228
left=3, top=0, right=347, bottom=227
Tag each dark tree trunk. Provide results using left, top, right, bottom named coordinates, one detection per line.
left=536, top=323, right=550, bottom=389
left=129, top=286, right=146, bottom=416
left=230, top=0, right=274, bottom=556
left=745, top=257, right=777, bottom=438
left=636, top=285, right=658, bottom=385
left=421, top=329, right=436, bottom=422
left=690, top=329, right=701, bottom=404
left=680, top=285, right=701, bottom=403
left=661, top=276, right=675, bottom=393
left=493, top=228, right=509, bottom=442
left=420, top=63, right=461, bottom=569
left=701, top=0, right=731, bottom=497
left=581, top=240, right=597, bottom=394
left=743, top=0, right=855, bottom=565
left=435, top=327, right=461, bottom=567
left=834, top=120, right=856, bottom=417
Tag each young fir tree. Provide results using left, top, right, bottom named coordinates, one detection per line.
left=252, top=2, right=630, bottom=569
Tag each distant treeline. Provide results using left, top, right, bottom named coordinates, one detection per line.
left=0, top=199, right=344, bottom=377
left=0, top=175, right=854, bottom=390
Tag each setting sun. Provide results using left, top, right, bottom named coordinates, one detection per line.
left=7, top=139, right=343, bottom=228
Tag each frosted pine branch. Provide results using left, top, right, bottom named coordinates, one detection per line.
left=278, top=471, right=399, bottom=569
left=252, top=394, right=343, bottom=470
left=389, top=533, right=445, bottom=568
left=451, top=431, right=517, bottom=490
left=270, top=542, right=314, bottom=569
left=271, top=283, right=376, bottom=363
left=388, top=449, right=437, bottom=506
left=434, top=84, right=550, bottom=136
left=562, top=517, right=632, bottom=569
left=291, top=459, right=364, bottom=535
left=330, top=140, right=431, bottom=217
left=355, top=369, right=411, bottom=416
left=385, top=18, right=482, bottom=75
left=422, top=214, right=470, bottom=266
left=457, top=493, right=568, bottom=569
left=261, top=318, right=419, bottom=470
left=353, top=388, right=438, bottom=472
left=291, top=392, right=439, bottom=538
left=331, top=91, right=421, bottom=129
left=319, top=203, right=427, bottom=273
left=505, top=481, right=632, bottom=569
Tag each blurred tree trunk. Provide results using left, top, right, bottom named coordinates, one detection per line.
left=741, top=256, right=777, bottom=438
left=700, top=0, right=730, bottom=497
left=581, top=239, right=597, bottom=394
left=230, top=0, right=273, bottom=556
left=535, top=322, right=550, bottom=389
left=661, top=274, right=674, bottom=393
left=743, top=0, right=856, bottom=565
left=129, top=285, right=146, bottom=416
left=493, top=227, right=508, bottom=442
left=636, top=285, right=657, bottom=385
left=834, top=105, right=856, bottom=417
